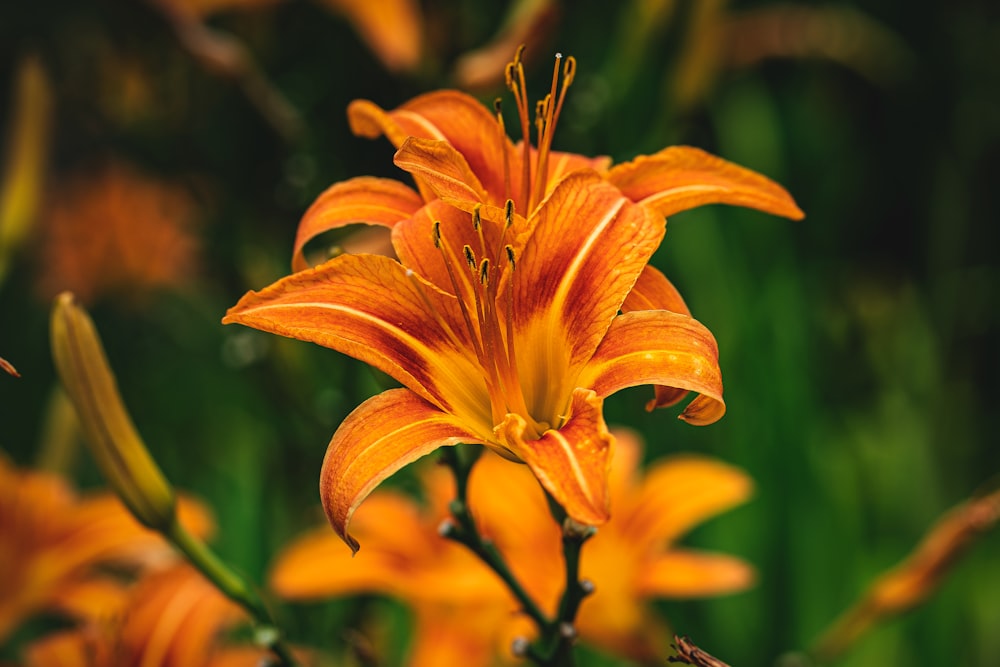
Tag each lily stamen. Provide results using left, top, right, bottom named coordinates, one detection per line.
left=533, top=53, right=575, bottom=212
left=433, top=221, right=490, bottom=374
left=494, top=98, right=512, bottom=203
left=503, top=49, right=577, bottom=214
left=506, top=46, right=533, bottom=209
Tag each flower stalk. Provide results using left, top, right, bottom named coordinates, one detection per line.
left=50, top=292, right=300, bottom=667
left=440, top=446, right=594, bottom=667
left=439, top=446, right=549, bottom=631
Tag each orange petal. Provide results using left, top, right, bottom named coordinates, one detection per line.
left=24, top=630, right=91, bottom=667
left=224, top=253, right=488, bottom=420
left=577, top=310, right=725, bottom=424
left=606, top=145, right=805, bottom=220
left=320, top=388, right=484, bottom=552
left=467, top=451, right=558, bottom=555
left=499, top=388, right=613, bottom=526
left=317, top=0, right=423, bottom=73
left=512, top=172, right=665, bottom=420
left=627, top=455, right=753, bottom=548
left=47, top=577, right=129, bottom=622
left=394, top=137, right=490, bottom=206
left=271, top=493, right=434, bottom=599
left=619, top=266, right=692, bottom=409
left=407, top=602, right=516, bottom=667
left=506, top=144, right=613, bottom=211
left=0, top=356, right=19, bottom=377
left=348, top=91, right=514, bottom=202
left=292, top=176, right=423, bottom=272
left=620, top=264, right=690, bottom=315
left=637, top=549, right=755, bottom=598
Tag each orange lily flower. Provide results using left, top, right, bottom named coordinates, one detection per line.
left=226, top=169, right=724, bottom=549
left=478, top=429, right=755, bottom=661
left=270, top=431, right=753, bottom=665
left=290, top=50, right=802, bottom=275
left=36, top=162, right=200, bottom=306
left=272, top=464, right=516, bottom=667
left=0, top=453, right=212, bottom=643
left=23, top=564, right=271, bottom=667
left=226, top=51, right=800, bottom=552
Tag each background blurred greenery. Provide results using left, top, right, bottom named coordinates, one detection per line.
left=1, top=0, right=998, bottom=665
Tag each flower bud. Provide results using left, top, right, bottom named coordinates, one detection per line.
left=50, top=291, right=176, bottom=530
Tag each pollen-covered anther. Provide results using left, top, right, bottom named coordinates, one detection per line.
left=432, top=220, right=442, bottom=248
left=505, top=245, right=516, bottom=270
left=479, top=259, right=490, bottom=286
left=463, top=245, right=477, bottom=270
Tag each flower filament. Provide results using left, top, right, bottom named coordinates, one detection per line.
left=502, top=46, right=576, bottom=214
left=428, top=203, right=545, bottom=440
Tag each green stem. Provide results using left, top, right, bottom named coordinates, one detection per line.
left=440, top=447, right=550, bottom=630
left=439, top=447, right=594, bottom=667
left=169, top=520, right=300, bottom=667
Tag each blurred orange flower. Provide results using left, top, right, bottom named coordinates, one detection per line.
left=813, top=485, right=1000, bottom=662
left=36, top=162, right=200, bottom=305
left=0, top=453, right=213, bottom=643
left=0, top=356, right=18, bottom=377
left=270, top=430, right=754, bottom=665
left=272, top=464, right=515, bottom=667
left=155, top=0, right=423, bottom=74
left=23, top=564, right=270, bottom=667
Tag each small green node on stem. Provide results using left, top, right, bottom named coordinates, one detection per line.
left=438, top=518, right=458, bottom=538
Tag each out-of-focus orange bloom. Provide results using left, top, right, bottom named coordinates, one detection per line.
left=23, top=564, right=269, bottom=667
left=271, top=430, right=754, bottom=665
left=36, top=162, right=200, bottom=305
left=0, top=356, right=18, bottom=377
left=156, top=0, right=423, bottom=74
left=452, top=0, right=561, bottom=89
left=474, top=429, right=755, bottom=661
left=272, top=464, right=516, bottom=667
left=813, top=485, right=1000, bottom=662
left=0, top=453, right=213, bottom=643
left=225, top=50, right=799, bottom=553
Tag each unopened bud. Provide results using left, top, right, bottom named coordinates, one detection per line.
left=50, top=292, right=177, bottom=530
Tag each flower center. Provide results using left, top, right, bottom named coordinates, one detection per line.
left=425, top=202, right=549, bottom=440
left=499, top=46, right=576, bottom=214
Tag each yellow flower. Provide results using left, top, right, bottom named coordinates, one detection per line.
left=269, top=430, right=754, bottom=665
left=0, top=454, right=212, bottom=644
left=23, top=564, right=272, bottom=667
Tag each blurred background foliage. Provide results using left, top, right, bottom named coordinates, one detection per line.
left=1, top=0, right=999, bottom=665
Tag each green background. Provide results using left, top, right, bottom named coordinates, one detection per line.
left=1, top=0, right=998, bottom=665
